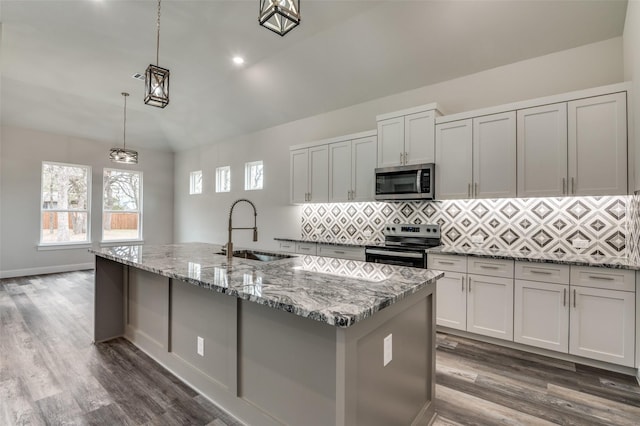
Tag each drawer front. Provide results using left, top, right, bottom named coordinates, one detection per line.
left=295, top=242, right=317, bottom=255
left=570, top=266, right=635, bottom=292
left=278, top=241, right=296, bottom=253
left=467, top=257, right=514, bottom=279
left=428, top=254, right=466, bottom=273
left=515, top=261, right=570, bottom=284
left=317, top=245, right=365, bottom=261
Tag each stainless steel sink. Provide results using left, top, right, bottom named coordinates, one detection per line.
left=217, top=249, right=295, bottom=262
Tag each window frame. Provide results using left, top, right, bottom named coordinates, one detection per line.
left=102, top=168, right=143, bottom=243
left=244, top=160, right=264, bottom=191
left=39, top=161, right=92, bottom=247
left=216, top=165, right=231, bottom=193
left=189, top=170, right=203, bottom=195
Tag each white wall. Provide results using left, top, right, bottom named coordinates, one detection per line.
left=174, top=37, right=624, bottom=250
left=0, top=126, right=174, bottom=278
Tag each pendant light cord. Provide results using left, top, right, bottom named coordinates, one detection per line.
left=122, top=92, right=129, bottom=150
left=156, top=0, right=161, bottom=66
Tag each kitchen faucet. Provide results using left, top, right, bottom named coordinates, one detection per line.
left=226, top=198, right=258, bottom=260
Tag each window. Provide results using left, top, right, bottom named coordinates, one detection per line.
left=40, top=162, right=91, bottom=244
left=216, top=166, right=231, bottom=193
left=244, top=161, right=263, bottom=190
left=103, top=168, right=142, bottom=241
left=190, top=170, right=203, bottom=195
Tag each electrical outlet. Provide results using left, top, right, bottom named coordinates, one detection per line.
left=471, top=235, right=483, bottom=244
left=573, top=239, right=589, bottom=249
left=383, top=334, right=392, bottom=366
left=197, top=336, right=204, bottom=356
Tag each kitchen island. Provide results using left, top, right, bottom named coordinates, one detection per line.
left=91, top=243, right=443, bottom=426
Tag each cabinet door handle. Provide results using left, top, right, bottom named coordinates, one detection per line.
left=571, top=177, right=575, bottom=194
left=461, top=276, right=465, bottom=292
left=400, top=152, right=403, bottom=164
left=475, top=183, right=478, bottom=197
left=468, top=277, right=472, bottom=292
left=468, top=183, right=471, bottom=198
left=562, top=177, right=566, bottom=195
left=563, top=288, right=566, bottom=307
left=405, top=152, right=408, bottom=164
left=351, top=190, right=355, bottom=200
left=573, top=289, right=576, bottom=308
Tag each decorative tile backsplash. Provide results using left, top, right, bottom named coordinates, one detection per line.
left=628, top=192, right=640, bottom=263
left=301, top=196, right=630, bottom=257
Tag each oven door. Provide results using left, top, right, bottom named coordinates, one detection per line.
left=365, top=248, right=427, bottom=268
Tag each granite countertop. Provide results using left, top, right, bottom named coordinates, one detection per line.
left=90, top=242, right=442, bottom=328
left=428, top=246, right=640, bottom=270
left=275, top=237, right=385, bottom=248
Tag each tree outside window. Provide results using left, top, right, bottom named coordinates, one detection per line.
left=244, top=161, right=263, bottom=191
left=103, top=168, right=142, bottom=241
left=40, top=162, right=91, bottom=244
left=216, top=166, right=231, bottom=193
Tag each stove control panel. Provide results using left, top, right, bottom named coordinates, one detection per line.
left=383, top=223, right=440, bottom=238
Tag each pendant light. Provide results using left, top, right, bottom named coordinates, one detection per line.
left=110, top=93, right=139, bottom=164
left=259, top=0, right=300, bottom=36
left=144, top=0, right=170, bottom=108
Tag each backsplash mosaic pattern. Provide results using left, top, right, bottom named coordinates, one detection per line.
left=301, top=196, right=630, bottom=257
left=628, top=192, right=640, bottom=263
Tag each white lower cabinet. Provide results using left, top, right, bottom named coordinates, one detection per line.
left=430, top=254, right=514, bottom=341
left=435, top=271, right=467, bottom=331
left=569, top=285, right=635, bottom=367
left=467, top=274, right=514, bottom=340
left=513, top=261, right=635, bottom=367
left=514, top=279, right=569, bottom=353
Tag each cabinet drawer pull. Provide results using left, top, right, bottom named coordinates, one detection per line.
left=573, top=289, right=576, bottom=308
left=461, top=276, right=464, bottom=292
left=530, top=269, right=552, bottom=275
left=300, top=247, right=310, bottom=251
left=563, top=288, right=566, bottom=307
left=587, top=275, right=615, bottom=281
left=479, top=265, right=499, bottom=270
left=438, top=260, right=455, bottom=265
left=334, top=250, right=345, bottom=254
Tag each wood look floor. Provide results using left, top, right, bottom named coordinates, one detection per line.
left=1, top=270, right=639, bottom=425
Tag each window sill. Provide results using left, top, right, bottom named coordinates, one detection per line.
left=37, top=242, right=92, bottom=251
left=100, top=239, right=144, bottom=247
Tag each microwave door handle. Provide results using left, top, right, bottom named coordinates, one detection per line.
left=416, top=170, right=421, bottom=193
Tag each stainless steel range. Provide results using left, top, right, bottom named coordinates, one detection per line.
left=365, top=223, right=441, bottom=268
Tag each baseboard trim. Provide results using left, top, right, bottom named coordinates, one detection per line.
left=0, top=263, right=94, bottom=279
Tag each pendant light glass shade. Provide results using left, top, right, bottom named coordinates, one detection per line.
left=145, top=0, right=169, bottom=108
left=259, top=0, right=300, bottom=36
left=110, top=92, right=139, bottom=165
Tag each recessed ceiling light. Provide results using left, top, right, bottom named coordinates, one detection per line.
left=232, top=56, right=245, bottom=66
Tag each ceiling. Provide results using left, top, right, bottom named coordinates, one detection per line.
left=0, top=0, right=628, bottom=152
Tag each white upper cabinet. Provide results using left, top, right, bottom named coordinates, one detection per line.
left=435, top=119, right=473, bottom=200
left=517, top=103, right=568, bottom=197
left=290, top=149, right=309, bottom=204
left=568, top=92, right=627, bottom=196
left=328, top=135, right=377, bottom=202
left=289, top=146, right=328, bottom=204
left=350, top=136, right=377, bottom=202
left=377, top=105, right=440, bottom=167
left=328, top=141, right=351, bottom=203
left=473, top=111, right=516, bottom=199
left=435, top=112, right=515, bottom=200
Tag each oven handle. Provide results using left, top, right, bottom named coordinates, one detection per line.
left=366, top=249, right=424, bottom=259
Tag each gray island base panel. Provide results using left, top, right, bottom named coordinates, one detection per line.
left=91, top=243, right=442, bottom=426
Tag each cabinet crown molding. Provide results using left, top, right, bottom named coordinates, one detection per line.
left=376, top=102, right=444, bottom=122
left=290, top=129, right=377, bottom=151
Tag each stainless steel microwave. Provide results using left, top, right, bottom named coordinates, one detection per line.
left=375, top=163, right=435, bottom=201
